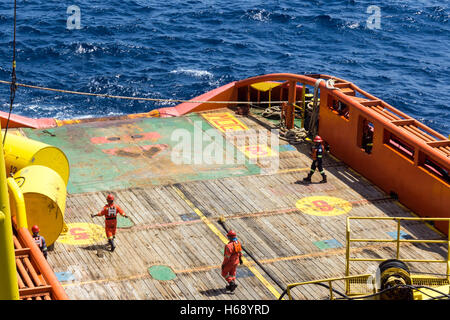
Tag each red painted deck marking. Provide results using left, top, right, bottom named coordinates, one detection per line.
left=240, top=144, right=277, bottom=159
left=57, top=223, right=105, bottom=246
left=296, top=196, right=353, bottom=217
left=101, top=144, right=168, bottom=158
left=90, top=132, right=161, bottom=144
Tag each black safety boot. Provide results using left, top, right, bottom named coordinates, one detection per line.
left=229, top=281, right=238, bottom=293
left=303, top=172, right=313, bottom=183
left=225, top=284, right=231, bottom=291
left=109, top=239, right=116, bottom=252
left=320, top=173, right=327, bottom=183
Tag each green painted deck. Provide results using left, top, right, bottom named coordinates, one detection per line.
left=18, top=108, right=449, bottom=300
left=23, top=113, right=260, bottom=194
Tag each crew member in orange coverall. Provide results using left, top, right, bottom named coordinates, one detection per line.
left=91, top=194, right=128, bottom=252
left=221, top=230, right=243, bottom=293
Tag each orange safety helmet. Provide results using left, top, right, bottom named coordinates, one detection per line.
left=31, top=225, right=39, bottom=234
left=313, top=136, right=323, bottom=143
left=227, top=230, right=237, bottom=238
left=106, top=194, right=114, bottom=202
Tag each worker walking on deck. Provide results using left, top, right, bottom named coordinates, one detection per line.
left=221, top=230, right=243, bottom=293
left=32, top=225, right=48, bottom=260
left=91, top=194, right=128, bottom=252
left=303, top=135, right=327, bottom=183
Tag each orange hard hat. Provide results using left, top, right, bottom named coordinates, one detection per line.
left=106, top=194, right=114, bottom=202
left=227, top=230, right=237, bottom=238
left=313, top=136, right=323, bottom=143
left=31, top=225, right=39, bottom=233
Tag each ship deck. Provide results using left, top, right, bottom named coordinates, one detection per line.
left=17, top=108, right=448, bottom=300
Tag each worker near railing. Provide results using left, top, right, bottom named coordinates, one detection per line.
left=32, top=225, right=48, bottom=260
left=302, top=135, right=327, bottom=183
left=91, top=194, right=128, bottom=252
left=362, top=121, right=374, bottom=154
left=221, top=230, right=243, bottom=293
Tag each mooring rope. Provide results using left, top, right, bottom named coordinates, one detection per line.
left=3, top=0, right=18, bottom=146
left=0, top=79, right=289, bottom=105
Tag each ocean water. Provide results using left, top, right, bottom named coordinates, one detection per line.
left=0, top=0, right=448, bottom=135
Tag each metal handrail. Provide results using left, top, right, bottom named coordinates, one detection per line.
left=345, top=216, right=450, bottom=295
left=285, top=274, right=373, bottom=300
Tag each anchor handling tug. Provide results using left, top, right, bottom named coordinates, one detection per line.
left=0, top=72, right=449, bottom=300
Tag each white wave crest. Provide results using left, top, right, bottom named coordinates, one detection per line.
left=247, top=9, right=271, bottom=22
left=170, top=68, right=213, bottom=78
left=75, top=43, right=98, bottom=54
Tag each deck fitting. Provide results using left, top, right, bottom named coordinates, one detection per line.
left=148, top=265, right=176, bottom=281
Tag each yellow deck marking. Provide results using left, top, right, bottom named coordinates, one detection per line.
left=239, top=144, right=277, bottom=159
left=172, top=185, right=282, bottom=299
left=296, top=196, right=352, bottom=217
left=55, top=119, right=82, bottom=127
left=328, top=153, right=341, bottom=162
left=57, top=222, right=105, bottom=246
left=202, top=112, right=248, bottom=132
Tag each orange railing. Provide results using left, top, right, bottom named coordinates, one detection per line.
left=12, top=216, right=68, bottom=300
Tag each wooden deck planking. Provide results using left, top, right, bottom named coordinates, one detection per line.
left=216, top=179, right=257, bottom=215
left=129, top=279, right=156, bottom=299
left=127, top=188, right=158, bottom=225
left=47, top=108, right=448, bottom=300
left=220, top=178, right=263, bottom=213
left=175, top=274, right=205, bottom=300
left=60, top=195, right=105, bottom=283
left=59, top=178, right=446, bottom=300
left=72, top=193, right=123, bottom=281
left=189, top=181, right=231, bottom=216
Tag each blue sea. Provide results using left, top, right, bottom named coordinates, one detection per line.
left=0, top=1, right=448, bottom=135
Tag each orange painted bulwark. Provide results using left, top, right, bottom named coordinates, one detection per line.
left=162, top=81, right=237, bottom=117
left=233, top=73, right=449, bottom=234
left=0, top=110, right=56, bottom=129
left=316, top=86, right=449, bottom=235
left=319, top=98, right=448, bottom=223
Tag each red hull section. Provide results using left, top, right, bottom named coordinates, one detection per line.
left=0, top=110, right=56, bottom=129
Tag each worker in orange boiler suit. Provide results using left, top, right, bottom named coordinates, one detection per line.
left=221, top=230, right=243, bottom=293
left=91, top=194, right=128, bottom=252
